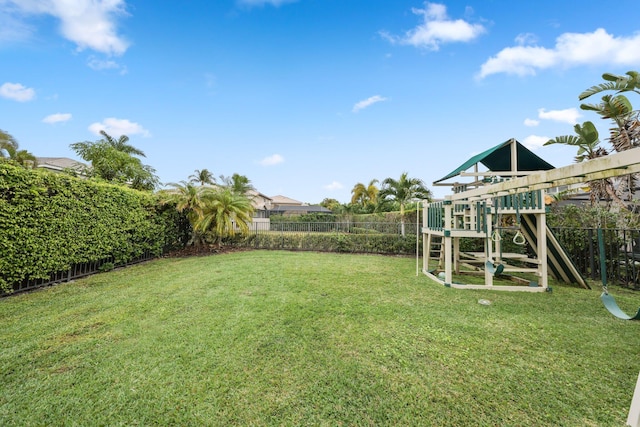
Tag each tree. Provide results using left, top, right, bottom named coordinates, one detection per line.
left=379, top=172, right=432, bottom=236
left=0, top=129, right=18, bottom=158
left=320, top=198, right=342, bottom=212
left=189, top=168, right=215, bottom=186
left=219, top=173, right=255, bottom=195
left=70, top=131, right=159, bottom=191
left=13, top=150, right=37, bottom=168
left=197, top=188, right=254, bottom=246
left=545, top=121, right=621, bottom=205
left=351, top=179, right=379, bottom=212
left=0, top=130, right=37, bottom=168
left=159, top=178, right=255, bottom=247
left=96, top=130, right=146, bottom=157
left=549, top=71, right=640, bottom=205
left=159, top=181, right=209, bottom=246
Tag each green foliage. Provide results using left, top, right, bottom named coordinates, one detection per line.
left=159, top=181, right=255, bottom=246
left=234, top=231, right=419, bottom=255
left=0, top=129, right=37, bottom=168
left=70, top=131, right=159, bottom=191
left=0, top=163, right=185, bottom=293
left=546, top=204, right=619, bottom=229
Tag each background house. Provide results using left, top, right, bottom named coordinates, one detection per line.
left=269, top=195, right=332, bottom=216
left=36, top=157, right=88, bottom=176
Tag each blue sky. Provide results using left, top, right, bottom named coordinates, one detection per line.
left=2, top=0, right=640, bottom=202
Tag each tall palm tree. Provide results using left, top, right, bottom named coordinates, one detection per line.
left=71, top=132, right=158, bottom=190
left=351, top=179, right=379, bottom=210
left=189, top=168, right=215, bottom=186
left=197, top=188, right=254, bottom=246
left=379, top=172, right=432, bottom=236
left=99, top=130, right=146, bottom=157
left=220, top=173, right=255, bottom=195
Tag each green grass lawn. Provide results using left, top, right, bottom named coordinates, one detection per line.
left=1, top=250, right=639, bottom=426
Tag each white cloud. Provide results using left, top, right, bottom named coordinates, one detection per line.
left=3, top=0, right=129, bottom=55
left=524, top=118, right=539, bottom=127
left=88, top=118, right=150, bottom=137
left=352, top=95, right=388, bottom=113
left=324, top=181, right=343, bottom=191
left=515, top=32, right=538, bottom=46
left=87, top=57, right=126, bottom=74
left=43, top=113, right=72, bottom=124
left=381, top=2, right=485, bottom=50
left=237, top=0, right=297, bottom=7
left=522, top=135, right=549, bottom=151
left=538, top=108, right=581, bottom=125
left=259, top=154, right=284, bottom=166
left=0, top=82, right=35, bottom=101
left=479, top=28, right=640, bottom=78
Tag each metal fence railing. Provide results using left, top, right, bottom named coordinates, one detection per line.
left=3, top=250, right=157, bottom=297
left=263, top=221, right=419, bottom=235
left=551, top=227, right=640, bottom=290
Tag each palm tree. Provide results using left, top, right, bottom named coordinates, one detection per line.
left=197, top=188, right=254, bottom=246
left=0, top=129, right=18, bottom=159
left=159, top=181, right=209, bottom=246
left=189, top=168, right=215, bottom=186
left=98, top=130, right=146, bottom=157
left=71, top=131, right=159, bottom=190
left=220, top=173, right=255, bottom=195
left=379, top=172, right=432, bottom=236
left=578, top=71, right=640, bottom=202
left=13, top=149, right=37, bottom=168
left=351, top=179, right=379, bottom=210
left=579, top=71, right=640, bottom=101
left=545, top=121, right=622, bottom=205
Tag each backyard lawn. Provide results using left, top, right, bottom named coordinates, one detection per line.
left=1, top=250, right=639, bottom=426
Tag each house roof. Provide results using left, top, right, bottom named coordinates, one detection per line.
left=270, top=195, right=304, bottom=205
left=433, top=139, right=555, bottom=184
left=269, top=205, right=332, bottom=214
left=36, top=157, right=88, bottom=172
left=247, top=189, right=272, bottom=201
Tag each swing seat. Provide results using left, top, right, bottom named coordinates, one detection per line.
left=485, top=261, right=504, bottom=275
left=600, top=292, right=640, bottom=320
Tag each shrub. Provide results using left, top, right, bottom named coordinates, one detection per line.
left=0, top=163, right=186, bottom=293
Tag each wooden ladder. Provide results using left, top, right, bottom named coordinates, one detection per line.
left=428, top=235, right=445, bottom=270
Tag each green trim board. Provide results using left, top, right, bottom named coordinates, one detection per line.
left=434, top=139, right=555, bottom=184
left=519, top=213, right=589, bottom=289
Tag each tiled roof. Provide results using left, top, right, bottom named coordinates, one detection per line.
left=36, top=157, right=88, bottom=171
left=270, top=195, right=303, bottom=205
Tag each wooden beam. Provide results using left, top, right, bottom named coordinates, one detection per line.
left=447, top=147, right=640, bottom=202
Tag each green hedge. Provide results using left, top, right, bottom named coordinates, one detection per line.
left=0, top=163, right=187, bottom=293
left=232, top=232, right=420, bottom=255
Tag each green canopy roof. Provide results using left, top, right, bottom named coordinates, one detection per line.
left=433, top=139, right=554, bottom=184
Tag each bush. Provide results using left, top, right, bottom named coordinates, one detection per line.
left=0, top=163, right=186, bottom=293
left=231, top=231, right=420, bottom=255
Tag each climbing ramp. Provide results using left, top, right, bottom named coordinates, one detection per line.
left=519, top=213, right=588, bottom=289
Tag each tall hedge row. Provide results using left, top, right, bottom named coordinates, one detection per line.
left=0, top=163, right=187, bottom=293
